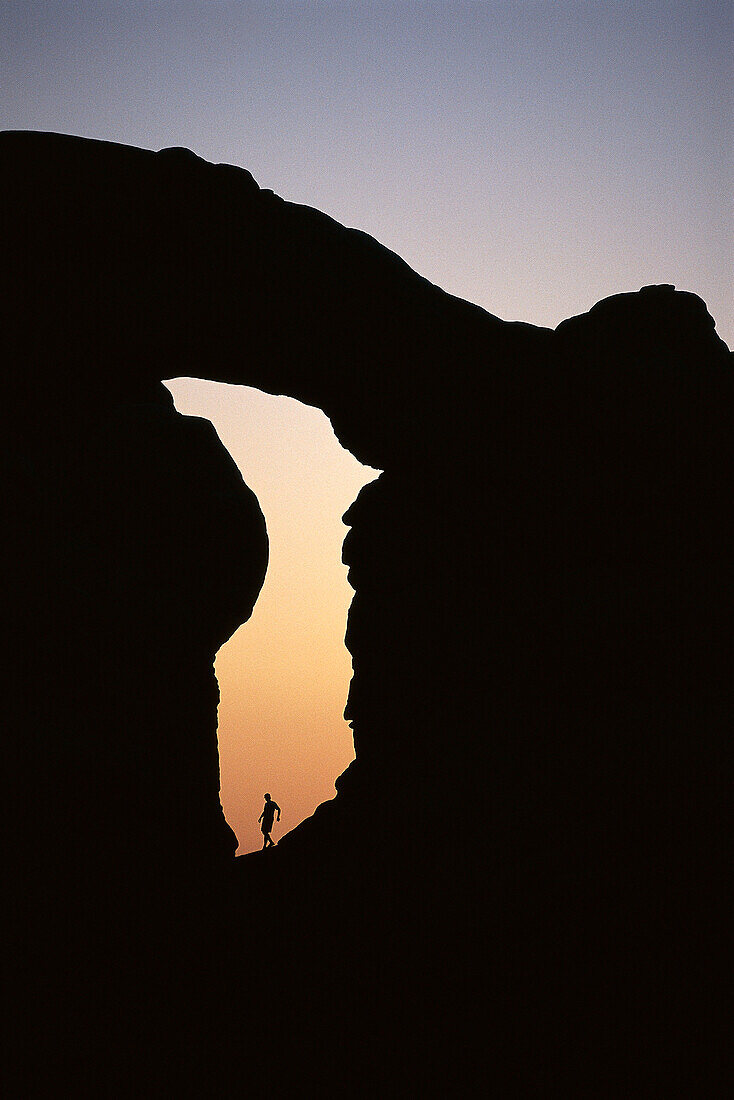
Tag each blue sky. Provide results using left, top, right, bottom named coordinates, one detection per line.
left=3, top=1, right=731, bottom=342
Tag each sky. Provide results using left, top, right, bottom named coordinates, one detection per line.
left=165, top=380, right=377, bottom=854
left=3, top=1, right=731, bottom=851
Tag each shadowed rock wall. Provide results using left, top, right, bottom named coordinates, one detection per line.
left=2, top=131, right=730, bottom=1096
left=6, top=383, right=267, bottom=873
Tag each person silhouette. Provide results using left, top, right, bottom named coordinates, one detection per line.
left=258, top=793, right=281, bottom=849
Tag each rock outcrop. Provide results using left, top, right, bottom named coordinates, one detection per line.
left=2, top=131, right=730, bottom=1096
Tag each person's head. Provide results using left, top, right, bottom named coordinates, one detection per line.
left=264, top=793, right=271, bottom=801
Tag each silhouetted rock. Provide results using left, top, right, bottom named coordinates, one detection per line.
left=1, top=130, right=730, bottom=1096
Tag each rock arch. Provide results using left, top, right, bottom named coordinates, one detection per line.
left=2, top=131, right=730, bottom=1093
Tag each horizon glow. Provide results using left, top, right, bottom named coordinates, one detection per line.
left=164, top=379, right=378, bottom=853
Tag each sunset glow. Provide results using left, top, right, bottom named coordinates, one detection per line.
left=165, top=379, right=378, bottom=852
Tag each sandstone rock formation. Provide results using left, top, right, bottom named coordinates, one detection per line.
left=2, top=131, right=730, bottom=1096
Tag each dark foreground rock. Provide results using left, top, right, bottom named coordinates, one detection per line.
left=1, top=132, right=730, bottom=1096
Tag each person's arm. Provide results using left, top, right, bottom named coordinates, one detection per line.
left=258, top=810, right=264, bottom=823
left=274, top=802, right=281, bottom=820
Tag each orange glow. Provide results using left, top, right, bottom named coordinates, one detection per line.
left=165, top=379, right=378, bottom=853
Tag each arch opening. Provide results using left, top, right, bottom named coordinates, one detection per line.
left=165, top=378, right=379, bottom=854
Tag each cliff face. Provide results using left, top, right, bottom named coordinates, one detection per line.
left=5, top=380, right=268, bottom=878
left=2, top=131, right=730, bottom=1094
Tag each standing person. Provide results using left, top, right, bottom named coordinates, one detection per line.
left=258, top=793, right=281, bottom=849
